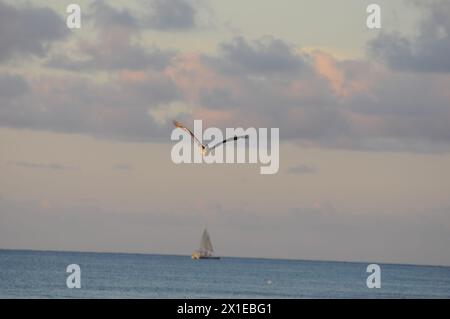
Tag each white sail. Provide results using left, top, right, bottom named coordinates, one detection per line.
left=199, top=228, right=214, bottom=254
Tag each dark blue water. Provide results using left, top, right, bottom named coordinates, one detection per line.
left=0, top=249, right=449, bottom=298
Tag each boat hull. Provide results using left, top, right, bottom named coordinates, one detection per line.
left=192, top=255, right=221, bottom=260
left=191, top=252, right=220, bottom=260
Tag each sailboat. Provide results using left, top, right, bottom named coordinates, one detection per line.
left=192, top=228, right=220, bottom=260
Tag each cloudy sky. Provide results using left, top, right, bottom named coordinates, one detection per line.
left=1, top=0, right=450, bottom=266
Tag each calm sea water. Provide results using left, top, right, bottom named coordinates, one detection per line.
left=0, top=249, right=449, bottom=298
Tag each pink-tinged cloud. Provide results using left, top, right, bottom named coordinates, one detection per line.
left=164, top=53, right=238, bottom=104
left=312, top=51, right=375, bottom=98
left=118, top=70, right=149, bottom=83
left=284, top=78, right=324, bottom=99
left=313, top=51, right=346, bottom=96
left=193, top=108, right=234, bottom=125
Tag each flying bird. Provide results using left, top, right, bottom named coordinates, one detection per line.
left=173, top=120, right=249, bottom=156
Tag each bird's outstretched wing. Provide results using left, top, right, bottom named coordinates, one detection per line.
left=208, top=135, right=249, bottom=150
left=172, top=120, right=205, bottom=148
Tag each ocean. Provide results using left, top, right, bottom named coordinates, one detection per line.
left=0, top=249, right=449, bottom=298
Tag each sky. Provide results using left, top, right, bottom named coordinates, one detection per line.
left=0, top=0, right=450, bottom=266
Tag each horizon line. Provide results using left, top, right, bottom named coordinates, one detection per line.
left=1, top=247, right=449, bottom=268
